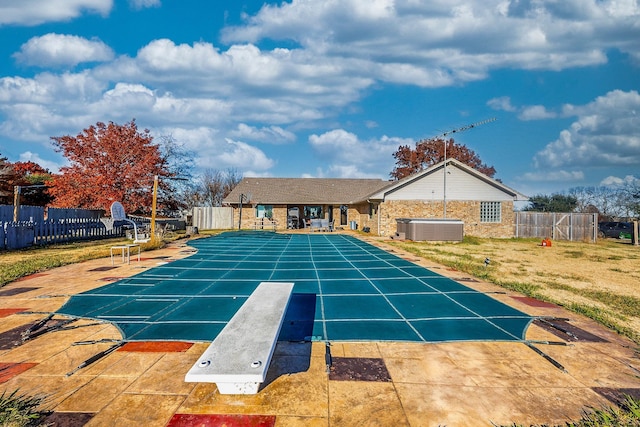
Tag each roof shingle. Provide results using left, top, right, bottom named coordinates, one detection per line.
left=224, top=177, right=390, bottom=205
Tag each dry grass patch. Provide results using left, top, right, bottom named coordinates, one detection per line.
left=386, top=236, right=640, bottom=344
left=0, top=238, right=164, bottom=286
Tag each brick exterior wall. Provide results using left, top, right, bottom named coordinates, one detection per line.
left=377, top=200, right=516, bottom=238
left=230, top=200, right=516, bottom=238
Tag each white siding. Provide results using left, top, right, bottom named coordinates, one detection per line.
left=384, top=165, right=514, bottom=201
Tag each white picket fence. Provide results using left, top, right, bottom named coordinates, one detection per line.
left=0, top=205, right=126, bottom=250
left=1, top=218, right=124, bottom=250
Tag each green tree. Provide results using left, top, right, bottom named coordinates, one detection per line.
left=524, top=193, right=578, bottom=212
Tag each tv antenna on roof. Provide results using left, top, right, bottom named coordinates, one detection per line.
left=423, top=117, right=497, bottom=144
left=421, top=117, right=496, bottom=218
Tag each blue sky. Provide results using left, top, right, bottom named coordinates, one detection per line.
left=0, top=0, right=638, bottom=197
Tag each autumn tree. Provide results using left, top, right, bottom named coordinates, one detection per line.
left=0, top=153, right=19, bottom=205
left=48, top=120, right=174, bottom=214
left=11, top=161, right=53, bottom=206
left=390, top=138, right=496, bottom=180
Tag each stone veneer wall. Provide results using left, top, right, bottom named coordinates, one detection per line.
left=347, top=203, right=377, bottom=232
left=232, top=204, right=289, bottom=230
left=230, top=200, right=515, bottom=237
left=232, top=205, right=342, bottom=231
left=377, top=200, right=516, bottom=238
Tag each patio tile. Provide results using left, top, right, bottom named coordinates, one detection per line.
left=85, top=393, right=185, bottom=427
left=126, top=352, right=198, bottom=395
left=167, top=413, right=276, bottom=427
left=55, top=377, right=136, bottom=412
left=0, top=362, right=37, bottom=383
left=328, top=381, right=408, bottom=427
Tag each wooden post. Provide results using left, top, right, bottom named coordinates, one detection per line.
left=238, top=194, right=244, bottom=230
left=633, top=220, right=639, bottom=246
left=13, top=186, right=20, bottom=222
left=151, top=175, right=158, bottom=240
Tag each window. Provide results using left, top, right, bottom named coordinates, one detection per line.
left=304, top=205, right=323, bottom=219
left=480, top=202, right=501, bottom=223
left=256, top=205, right=273, bottom=219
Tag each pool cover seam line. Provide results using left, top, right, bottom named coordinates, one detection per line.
left=139, top=239, right=254, bottom=331
left=326, top=234, right=427, bottom=342
left=362, top=234, right=531, bottom=342
left=59, top=232, right=533, bottom=343
left=309, top=234, right=328, bottom=340
left=267, top=231, right=294, bottom=282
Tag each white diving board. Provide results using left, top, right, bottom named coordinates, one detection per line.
left=185, top=281, right=295, bottom=394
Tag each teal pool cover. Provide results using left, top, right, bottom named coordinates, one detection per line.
left=57, top=232, right=533, bottom=343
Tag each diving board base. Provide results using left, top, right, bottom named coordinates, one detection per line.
left=185, top=281, right=294, bottom=394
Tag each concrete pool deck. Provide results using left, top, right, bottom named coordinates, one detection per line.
left=0, top=235, right=638, bottom=426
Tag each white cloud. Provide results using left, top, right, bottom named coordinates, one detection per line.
left=0, top=0, right=112, bottom=26
left=229, top=124, right=296, bottom=144
left=155, top=127, right=275, bottom=172
left=129, top=0, right=160, bottom=10
left=488, top=98, right=557, bottom=120
left=222, top=0, right=639, bottom=83
left=18, top=151, right=62, bottom=172
left=13, top=33, right=114, bottom=68
left=217, top=139, right=275, bottom=171
left=309, top=129, right=412, bottom=178
left=600, top=174, right=640, bottom=187
left=518, top=105, right=557, bottom=121
left=487, top=96, right=516, bottom=112
left=1, top=0, right=639, bottom=182
left=534, top=90, right=640, bottom=168
left=520, top=170, right=585, bottom=182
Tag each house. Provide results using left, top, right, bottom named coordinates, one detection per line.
left=223, top=158, right=528, bottom=238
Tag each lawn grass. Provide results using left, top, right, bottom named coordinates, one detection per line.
left=387, top=236, right=640, bottom=345
left=0, top=237, right=165, bottom=287
left=0, top=230, right=223, bottom=287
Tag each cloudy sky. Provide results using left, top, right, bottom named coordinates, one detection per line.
left=0, top=0, right=638, bottom=196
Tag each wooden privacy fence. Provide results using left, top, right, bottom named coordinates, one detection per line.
left=192, top=207, right=234, bottom=230
left=0, top=205, right=44, bottom=222
left=514, top=212, right=598, bottom=242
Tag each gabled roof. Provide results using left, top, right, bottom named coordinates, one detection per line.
left=366, top=158, right=529, bottom=201
left=224, top=177, right=390, bottom=205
